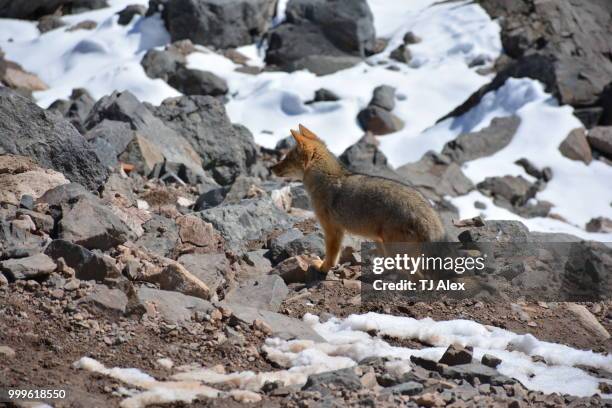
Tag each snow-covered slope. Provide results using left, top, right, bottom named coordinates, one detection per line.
left=0, top=0, right=610, bottom=240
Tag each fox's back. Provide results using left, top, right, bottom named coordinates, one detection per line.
left=321, top=173, right=445, bottom=241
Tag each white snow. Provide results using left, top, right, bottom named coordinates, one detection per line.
left=74, top=312, right=612, bottom=405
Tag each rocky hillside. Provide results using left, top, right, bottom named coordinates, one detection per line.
left=0, top=0, right=611, bottom=407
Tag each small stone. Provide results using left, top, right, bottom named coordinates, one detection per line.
left=559, top=128, right=592, bottom=164
left=252, top=318, right=273, bottom=335
left=403, top=31, right=421, bottom=44
left=439, top=344, right=473, bottom=366
left=390, top=44, right=412, bottom=63
left=481, top=354, right=502, bottom=368
left=414, top=392, right=445, bottom=407
left=0, top=345, right=16, bottom=358
left=585, top=217, right=612, bottom=233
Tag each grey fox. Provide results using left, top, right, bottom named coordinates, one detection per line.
left=271, top=124, right=446, bottom=272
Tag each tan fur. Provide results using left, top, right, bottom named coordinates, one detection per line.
left=271, top=125, right=446, bottom=272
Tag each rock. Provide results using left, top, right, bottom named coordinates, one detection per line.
left=273, top=255, right=321, bottom=284
left=389, top=45, right=411, bottom=63
left=0, top=57, right=48, bottom=94
left=140, top=49, right=186, bottom=81
left=226, top=303, right=324, bottom=341
left=67, top=20, right=98, bottom=31
left=448, top=1, right=612, bottom=122
left=15, top=209, right=54, bottom=233
left=382, top=381, right=424, bottom=396
left=396, top=152, right=474, bottom=201
left=514, top=158, right=552, bottom=181
left=135, top=286, right=215, bottom=324
left=48, top=88, right=96, bottom=134
left=357, top=105, right=404, bottom=135
left=136, top=215, right=180, bottom=258
left=44, top=239, right=120, bottom=281
left=0, top=253, right=56, bottom=281
left=481, top=354, right=502, bottom=368
left=85, top=90, right=203, bottom=176
left=265, top=0, right=377, bottom=75
left=312, top=88, right=340, bottom=103
left=84, top=120, right=136, bottom=168
left=559, top=128, right=592, bottom=164
left=79, top=284, right=129, bottom=315
left=150, top=96, right=257, bottom=185
left=0, top=0, right=102, bottom=19
left=441, top=362, right=503, bottom=384
left=442, top=116, right=521, bottom=164
left=414, top=393, right=445, bottom=407
left=564, top=303, right=610, bottom=340
left=370, top=85, right=396, bottom=111
left=167, top=67, right=228, bottom=97
left=282, top=233, right=325, bottom=262
left=0, top=217, right=48, bottom=260
left=403, top=31, right=421, bottom=45
left=0, top=88, right=108, bottom=190
left=439, top=344, right=473, bottom=366
left=458, top=220, right=532, bottom=243
left=198, top=197, right=293, bottom=254
left=57, top=191, right=132, bottom=251
left=302, top=368, right=362, bottom=395
left=176, top=214, right=220, bottom=250
left=586, top=217, right=612, bottom=233
left=194, top=187, right=228, bottom=210
left=267, top=228, right=304, bottom=262
left=587, top=127, right=612, bottom=159
left=164, top=0, right=277, bottom=49
left=339, top=133, right=400, bottom=180
left=0, top=154, right=69, bottom=206
left=224, top=274, right=289, bottom=312
left=0, top=345, right=15, bottom=358
left=286, top=0, right=376, bottom=56
left=177, top=253, right=230, bottom=295
left=117, top=4, right=146, bottom=25
left=37, top=15, right=66, bottom=33
left=289, top=184, right=311, bottom=210
left=147, top=262, right=211, bottom=300
left=476, top=175, right=537, bottom=207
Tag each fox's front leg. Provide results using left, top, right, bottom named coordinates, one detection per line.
left=315, top=224, right=344, bottom=272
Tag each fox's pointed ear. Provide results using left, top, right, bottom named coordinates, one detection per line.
left=298, top=124, right=319, bottom=141
left=290, top=128, right=308, bottom=148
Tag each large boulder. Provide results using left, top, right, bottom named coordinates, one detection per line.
left=450, top=0, right=612, bottom=127
left=265, top=0, right=376, bottom=75
left=149, top=95, right=257, bottom=185
left=84, top=90, right=203, bottom=175
left=0, top=0, right=108, bottom=19
left=163, top=0, right=277, bottom=49
left=140, top=49, right=186, bottom=81
left=0, top=88, right=108, bottom=191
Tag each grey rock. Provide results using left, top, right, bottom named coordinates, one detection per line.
left=177, top=253, right=230, bottom=295
left=357, top=105, right=404, bottom=135
left=0, top=88, right=108, bottom=190
left=312, top=88, right=340, bottom=102
left=79, top=283, right=128, bottom=315
left=226, top=303, right=324, bottom=341
left=0, top=0, right=107, bottom=19
left=370, top=85, right=396, bottom=111
left=396, top=151, right=474, bottom=201
left=389, top=44, right=411, bottom=63
left=37, top=15, right=66, bottom=33
left=136, top=286, right=215, bottom=324
left=587, top=126, right=612, bottom=159
left=136, top=215, right=180, bottom=258
left=381, top=381, right=424, bottom=396
left=117, top=4, right=146, bottom=25
left=140, top=49, right=186, bottom=81
left=15, top=209, right=54, bottom=233
left=150, top=96, right=257, bottom=185
left=303, top=368, right=362, bottom=395
left=0, top=219, right=48, bottom=260
left=167, top=67, right=228, bottom=97
left=194, top=187, right=228, bottom=211
left=85, top=90, right=203, bottom=176
left=198, top=197, right=293, bottom=254
left=403, top=31, right=421, bottom=45
left=44, top=239, right=120, bottom=281
left=441, top=362, right=507, bottom=384
left=559, top=128, right=592, bottom=164
left=586, top=217, right=612, bottom=233
left=84, top=120, right=135, bottom=169
left=283, top=233, right=325, bottom=261
left=477, top=175, right=537, bottom=207
left=339, top=133, right=400, bottom=180
left=0, top=253, right=56, bottom=281
left=286, top=55, right=363, bottom=76
left=225, top=274, right=289, bottom=312
left=289, top=184, right=311, bottom=210
left=267, top=228, right=304, bottom=263
left=439, top=344, right=473, bottom=366
left=481, top=353, right=502, bottom=368
left=47, top=88, right=95, bottom=134
left=442, top=116, right=520, bottom=164
left=164, top=0, right=277, bottom=49
left=457, top=220, right=531, bottom=243
left=514, top=158, right=552, bottom=181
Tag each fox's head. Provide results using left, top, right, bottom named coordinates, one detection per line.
left=271, top=124, right=326, bottom=180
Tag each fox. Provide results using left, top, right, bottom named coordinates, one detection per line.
left=270, top=124, right=447, bottom=273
